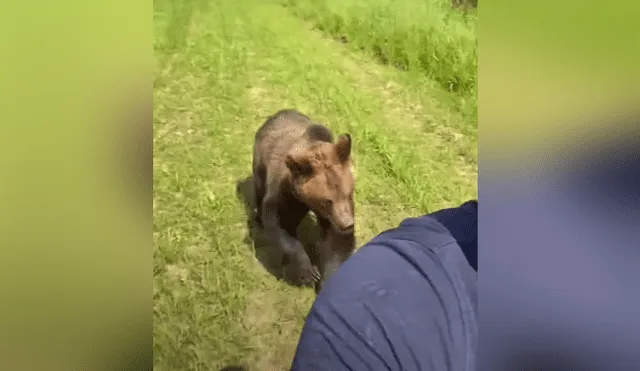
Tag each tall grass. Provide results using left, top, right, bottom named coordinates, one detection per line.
left=280, top=0, right=477, bottom=106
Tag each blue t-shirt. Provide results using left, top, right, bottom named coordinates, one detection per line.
left=292, top=200, right=478, bottom=371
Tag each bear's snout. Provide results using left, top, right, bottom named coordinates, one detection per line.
left=337, top=222, right=354, bottom=234
left=333, top=211, right=354, bottom=234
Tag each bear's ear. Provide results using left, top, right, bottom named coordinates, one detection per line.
left=285, top=152, right=313, bottom=177
left=335, top=134, right=352, bottom=163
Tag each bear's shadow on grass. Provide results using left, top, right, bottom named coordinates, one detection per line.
left=235, top=175, right=322, bottom=287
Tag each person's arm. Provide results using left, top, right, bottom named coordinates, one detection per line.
left=291, top=200, right=478, bottom=371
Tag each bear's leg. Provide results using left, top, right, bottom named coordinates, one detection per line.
left=253, top=166, right=266, bottom=226
left=314, top=216, right=356, bottom=295
left=279, top=201, right=307, bottom=238
left=279, top=201, right=320, bottom=286
left=316, top=216, right=331, bottom=238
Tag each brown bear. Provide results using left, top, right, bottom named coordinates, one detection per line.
left=252, top=109, right=356, bottom=288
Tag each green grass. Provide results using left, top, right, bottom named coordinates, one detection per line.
left=279, top=0, right=477, bottom=116
left=153, top=0, right=477, bottom=369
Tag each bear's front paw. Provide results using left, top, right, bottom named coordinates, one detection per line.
left=286, top=257, right=320, bottom=287
left=298, top=262, right=321, bottom=287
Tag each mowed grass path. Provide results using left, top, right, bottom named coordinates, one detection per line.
left=153, top=0, right=477, bottom=369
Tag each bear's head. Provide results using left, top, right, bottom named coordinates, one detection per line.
left=285, top=134, right=355, bottom=234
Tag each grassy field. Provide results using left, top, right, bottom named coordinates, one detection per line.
left=153, top=0, right=477, bottom=369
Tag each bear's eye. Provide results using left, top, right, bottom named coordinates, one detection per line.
left=323, top=199, right=333, bottom=208
left=297, top=163, right=313, bottom=177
